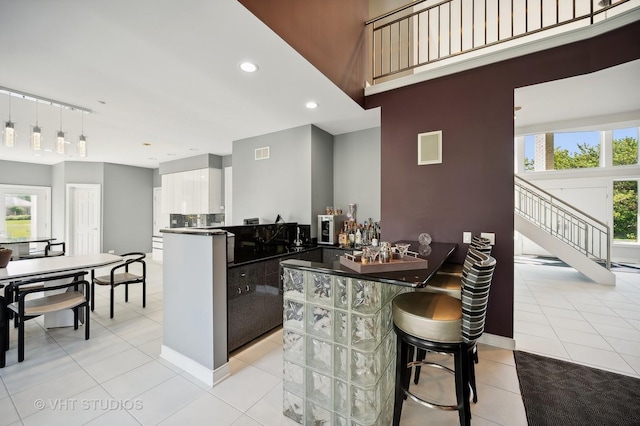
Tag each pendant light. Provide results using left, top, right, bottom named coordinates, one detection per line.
left=31, top=100, right=42, bottom=151
left=56, top=107, right=65, bottom=154
left=3, top=95, right=16, bottom=147
left=77, top=113, right=87, bottom=158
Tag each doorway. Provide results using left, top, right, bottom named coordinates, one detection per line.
left=66, top=184, right=101, bottom=255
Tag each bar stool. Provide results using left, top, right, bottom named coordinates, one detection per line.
left=436, top=236, right=492, bottom=277
left=391, top=252, right=496, bottom=426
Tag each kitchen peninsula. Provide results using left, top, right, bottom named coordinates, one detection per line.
left=160, top=228, right=230, bottom=387
left=279, top=241, right=456, bottom=425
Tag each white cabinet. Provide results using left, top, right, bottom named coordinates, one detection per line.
left=161, top=168, right=223, bottom=214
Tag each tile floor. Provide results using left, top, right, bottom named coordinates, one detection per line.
left=514, top=257, right=640, bottom=379
left=0, top=257, right=637, bottom=425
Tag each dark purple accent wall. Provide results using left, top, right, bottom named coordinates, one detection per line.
left=238, top=0, right=368, bottom=107
left=366, top=21, right=640, bottom=338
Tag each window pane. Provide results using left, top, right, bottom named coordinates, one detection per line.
left=613, top=180, right=638, bottom=242
left=553, top=131, right=600, bottom=170
left=612, top=127, right=638, bottom=166
left=523, top=132, right=600, bottom=171
left=4, top=194, right=32, bottom=238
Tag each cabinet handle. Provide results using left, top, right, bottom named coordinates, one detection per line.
left=237, top=287, right=242, bottom=295
left=245, top=285, right=250, bottom=292
left=241, top=273, right=246, bottom=278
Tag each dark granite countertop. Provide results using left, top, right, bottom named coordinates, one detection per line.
left=281, top=241, right=457, bottom=287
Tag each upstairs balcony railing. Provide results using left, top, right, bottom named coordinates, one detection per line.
left=366, top=0, right=634, bottom=85
left=514, top=175, right=611, bottom=269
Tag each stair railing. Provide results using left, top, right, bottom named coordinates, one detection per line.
left=514, top=175, right=611, bottom=269
left=366, top=0, right=633, bottom=86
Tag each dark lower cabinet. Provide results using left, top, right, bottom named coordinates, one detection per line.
left=227, top=247, right=323, bottom=352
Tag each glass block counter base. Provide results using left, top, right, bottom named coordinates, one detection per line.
left=282, top=265, right=411, bottom=426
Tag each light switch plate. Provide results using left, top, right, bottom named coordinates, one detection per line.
left=463, top=232, right=472, bottom=244
left=481, top=232, right=495, bottom=245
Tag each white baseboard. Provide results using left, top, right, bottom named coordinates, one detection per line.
left=479, top=333, right=516, bottom=350
left=160, top=345, right=230, bottom=387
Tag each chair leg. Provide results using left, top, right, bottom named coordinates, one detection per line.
left=73, top=307, right=79, bottom=330
left=0, top=310, right=6, bottom=368
left=413, top=348, right=426, bottom=384
left=393, top=336, right=410, bottom=426
left=125, top=284, right=129, bottom=302
left=18, top=317, right=24, bottom=362
left=142, top=279, right=146, bottom=308
left=90, top=282, right=95, bottom=311
left=110, top=286, right=114, bottom=319
left=454, top=349, right=472, bottom=426
left=470, top=347, right=478, bottom=403
left=85, top=304, right=90, bottom=340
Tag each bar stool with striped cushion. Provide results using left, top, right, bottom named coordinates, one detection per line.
left=421, top=245, right=491, bottom=299
left=391, top=252, right=496, bottom=426
left=437, top=236, right=492, bottom=277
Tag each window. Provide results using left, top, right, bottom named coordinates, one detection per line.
left=0, top=185, right=51, bottom=247
left=612, top=127, right=639, bottom=166
left=613, top=180, right=638, bottom=243
left=523, top=131, right=600, bottom=171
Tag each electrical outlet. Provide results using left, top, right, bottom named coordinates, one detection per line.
left=480, top=232, right=495, bottom=245
left=463, top=232, right=472, bottom=244
left=108, top=250, right=115, bottom=254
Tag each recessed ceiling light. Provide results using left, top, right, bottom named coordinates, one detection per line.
left=189, top=148, right=199, bottom=151
left=167, top=153, right=177, bottom=156
left=305, top=101, right=319, bottom=109
left=240, top=62, right=258, bottom=73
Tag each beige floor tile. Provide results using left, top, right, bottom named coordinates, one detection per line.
left=130, top=375, right=208, bottom=425
left=563, top=342, right=637, bottom=376
left=159, top=393, right=243, bottom=426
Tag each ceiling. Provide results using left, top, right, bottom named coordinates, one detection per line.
left=1, top=2, right=638, bottom=170
left=0, top=0, right=380, bottom=169
left=514, top=58, right=640, bottom=135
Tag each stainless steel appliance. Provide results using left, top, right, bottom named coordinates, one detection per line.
left=317, top=214, right=346, bottom=245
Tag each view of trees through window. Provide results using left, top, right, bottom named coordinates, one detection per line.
left=523, top=128, right=639, bottom=243
left=4, top=194, right=32, bottom=238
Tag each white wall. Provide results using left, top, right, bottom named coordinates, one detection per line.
left=518, top=165, right=640, bottom=263
left=232, top=125, right=313, bottom=226
left=333, top=127, right=381, bottom=223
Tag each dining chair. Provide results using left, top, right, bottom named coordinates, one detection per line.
left=391, top=252, right=497, bottom=426
left=91, top=252, right=146, bottom=318
left=5, top=271, right=90, bottom=363
left=45, top=241, right=66, bottom=257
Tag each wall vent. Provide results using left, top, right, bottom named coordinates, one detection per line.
left=255, top=146, right=270, bottom=160
left=418, top=130, right=442, bottom=165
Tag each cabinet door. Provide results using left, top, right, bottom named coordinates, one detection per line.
left=161, top=174, right=172, bottom=213
left=198, top=168, right=209, bottom=214
left=208, top=168, right=222, bottom=213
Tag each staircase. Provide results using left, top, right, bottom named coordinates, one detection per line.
left=514, top=175, right=616, bottom=285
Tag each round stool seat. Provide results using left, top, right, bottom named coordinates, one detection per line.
left=419, top=273, right=461, bottom=299
left=392, top=292, right=462, bottom=343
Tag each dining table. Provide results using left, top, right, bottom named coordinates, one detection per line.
left=0, top=253, right=123, bottom=327
left=0, top=236, right=57, bottom=260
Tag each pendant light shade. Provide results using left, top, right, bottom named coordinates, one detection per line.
left=31, top=125, right=42, bottom=151
left=78, top=134, right=87, bottom=157
left=3, top=94, right=16, bottom=147
left=3, top=121, right=15, bottom=147
left=55, top=107, right=65, bottom=154
left=56, top=130, right=66, bottom=154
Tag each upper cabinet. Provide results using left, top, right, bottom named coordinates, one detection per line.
left=162, top=168, right=222, bottom=214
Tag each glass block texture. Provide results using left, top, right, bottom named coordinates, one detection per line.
left=283, top=266, right=405, bottom=425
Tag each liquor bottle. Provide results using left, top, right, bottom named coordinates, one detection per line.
left=355, top=225, right=362, bottom=247
left=348, top=222, right=356, bottom=248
